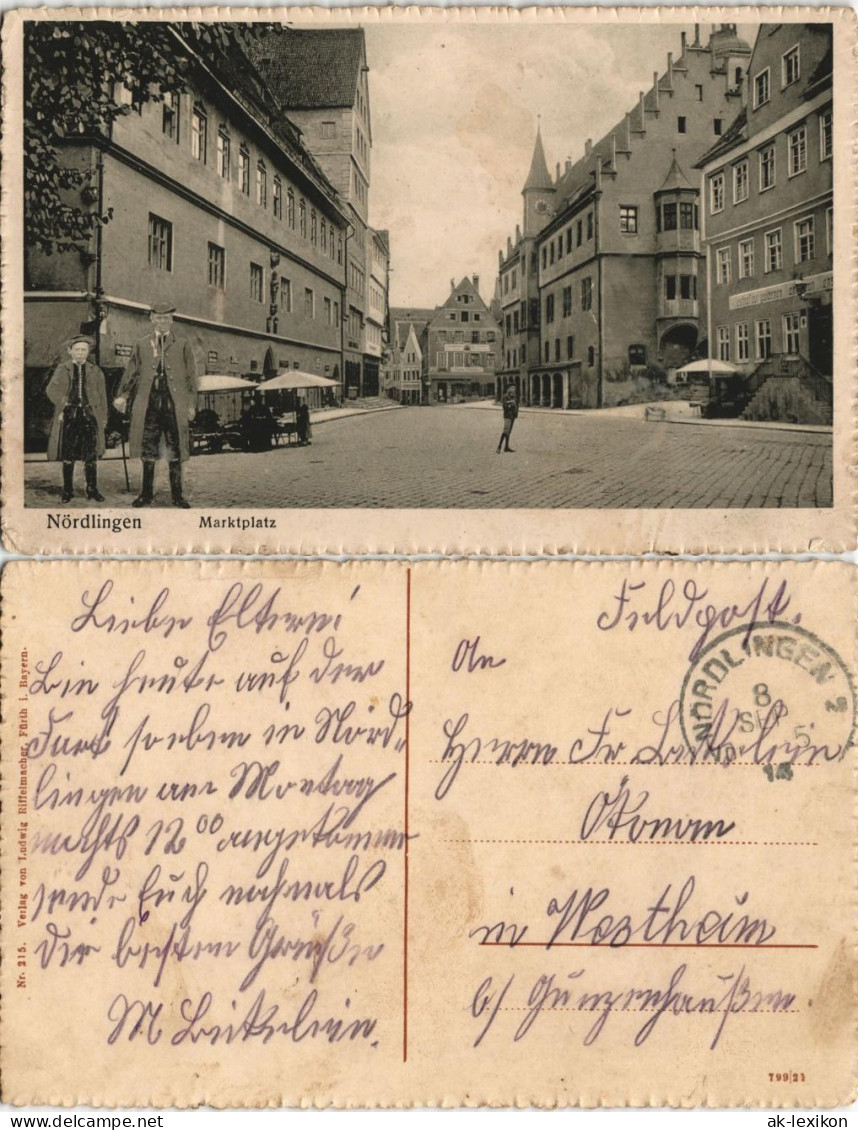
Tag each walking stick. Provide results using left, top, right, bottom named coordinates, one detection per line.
left=120, top=426, right=130, bottom=491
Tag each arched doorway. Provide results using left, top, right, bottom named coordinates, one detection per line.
left=552, top=373, right=563, bottom=408
left=659, top=323, right=698, bottom=372
left=263, top=346, right=277, bottom=378
left=541, top=373, right=550, bottom=406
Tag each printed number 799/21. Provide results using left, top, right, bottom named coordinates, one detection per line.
left=769, top=1073, right=806, bottom=1083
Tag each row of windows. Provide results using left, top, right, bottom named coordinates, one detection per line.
left=148, top=214, right=340, bottom=323
left=542, top=212, right=594, bottom=270
left=544, top=278, right=593, bottom=321
left=715, top=208, right=832, bottom=283
left=435, top=352, right=496, bottom=371
left=502, top=267, right=519, bottom=295
left=752, top=45, right=802, bottom=111
left=158, top=93, right=347, bottom=264
left=439, top=329, right=496, bottom=344
left=715, top=314, right=802, bottom=363
left=443, top=310, right=485, bottom=324
left=541, top=339, right=597, bottom=367
left=710, top=111, right=832, bottom=214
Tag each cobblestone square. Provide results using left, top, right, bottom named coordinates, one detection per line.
left=24, top=406, right=833, bottom=510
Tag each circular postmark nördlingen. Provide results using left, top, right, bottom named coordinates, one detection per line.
left=679, top=620, right=856, bottom=765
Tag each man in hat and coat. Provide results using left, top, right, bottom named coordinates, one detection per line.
left=496, top=379, right=518, bottom=453
left=46, top=335, right=108, bottom=503
left=114, top=302, right=199, bottom=508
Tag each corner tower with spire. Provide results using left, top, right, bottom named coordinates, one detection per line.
left=522, top=125, right=556, bottom=237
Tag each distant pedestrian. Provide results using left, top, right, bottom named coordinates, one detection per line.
left=241, top=390, right=276, bottom=451
left=114, top=301, right=198, bottom=508
left=496, top=381, right=518, bottom=453
left=296, top=398, right=312, bottom=446
left=46, top=335, right=108, bottom=503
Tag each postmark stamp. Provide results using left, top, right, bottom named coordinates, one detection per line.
left=679, top=620, right=856, bottom=766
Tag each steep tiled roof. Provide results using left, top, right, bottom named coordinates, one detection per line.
left=657, top=152, right=695, bottom=192
left=391, top=308, right=434, bottom=350
left=804, top=44, right=832, bottom=98
left=246, top=29, right=365, bottom=109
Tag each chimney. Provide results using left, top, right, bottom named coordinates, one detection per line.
left=556, top=162, right=561, bottom=180
left=565, top=158, right=572, bottom=172
left=653, top=72, right=660, bottom=110
left=472, top=274, right=480, bottom=293
left=667, top=52, right=674, bottom=88
left=694, top=23, right=700, bottom=46
left=515, top=223, right=522, bottom=242
left=611, top=132, right=617, bottom=165
left=639, top=91, right=646, bottom=130
left=450, top=278, right=455, bottom=291
left=498, top=250, right=504, bottom=268
left=681, top=30, right=686, bottom=53
left=584, top=139, right=592, bottom=156
left=507, top=236, right=513, bottom=256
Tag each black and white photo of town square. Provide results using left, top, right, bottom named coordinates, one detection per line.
left=22, top=18, right=834, bottom=510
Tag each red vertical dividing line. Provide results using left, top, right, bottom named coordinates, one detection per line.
left=403, top=566, right=412, bottom=1063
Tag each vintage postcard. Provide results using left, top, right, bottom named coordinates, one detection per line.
left=1, top=6, right=854, bottom=555
left=1, top=558, right=855, bottom=1107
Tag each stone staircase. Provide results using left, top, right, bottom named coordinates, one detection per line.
left=741, top=355, right=832, bottom=426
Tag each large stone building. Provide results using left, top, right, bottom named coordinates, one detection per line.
left=25, top=26, right=350, bottom=450
left=421, top=277, right=501, bottom=403
left=251, top=29, right=382, bottom=396
left=696, top=23, right=832, bottom=424
left=497, top=24, right=752, bottom=409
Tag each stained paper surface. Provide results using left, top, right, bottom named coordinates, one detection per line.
left=2, top=560, right=855, bottom=1108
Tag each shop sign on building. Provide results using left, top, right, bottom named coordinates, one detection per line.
left=729, top=272, right=833, bottom=311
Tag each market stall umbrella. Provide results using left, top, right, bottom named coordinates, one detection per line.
left=259, top=370, right=340, bottom=391
left=676, top=358, right=739, bottom=375
left=197, top=374, right=256, bottom=392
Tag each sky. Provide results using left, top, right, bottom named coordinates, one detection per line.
left=362, top=20, right=756, bottom=310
